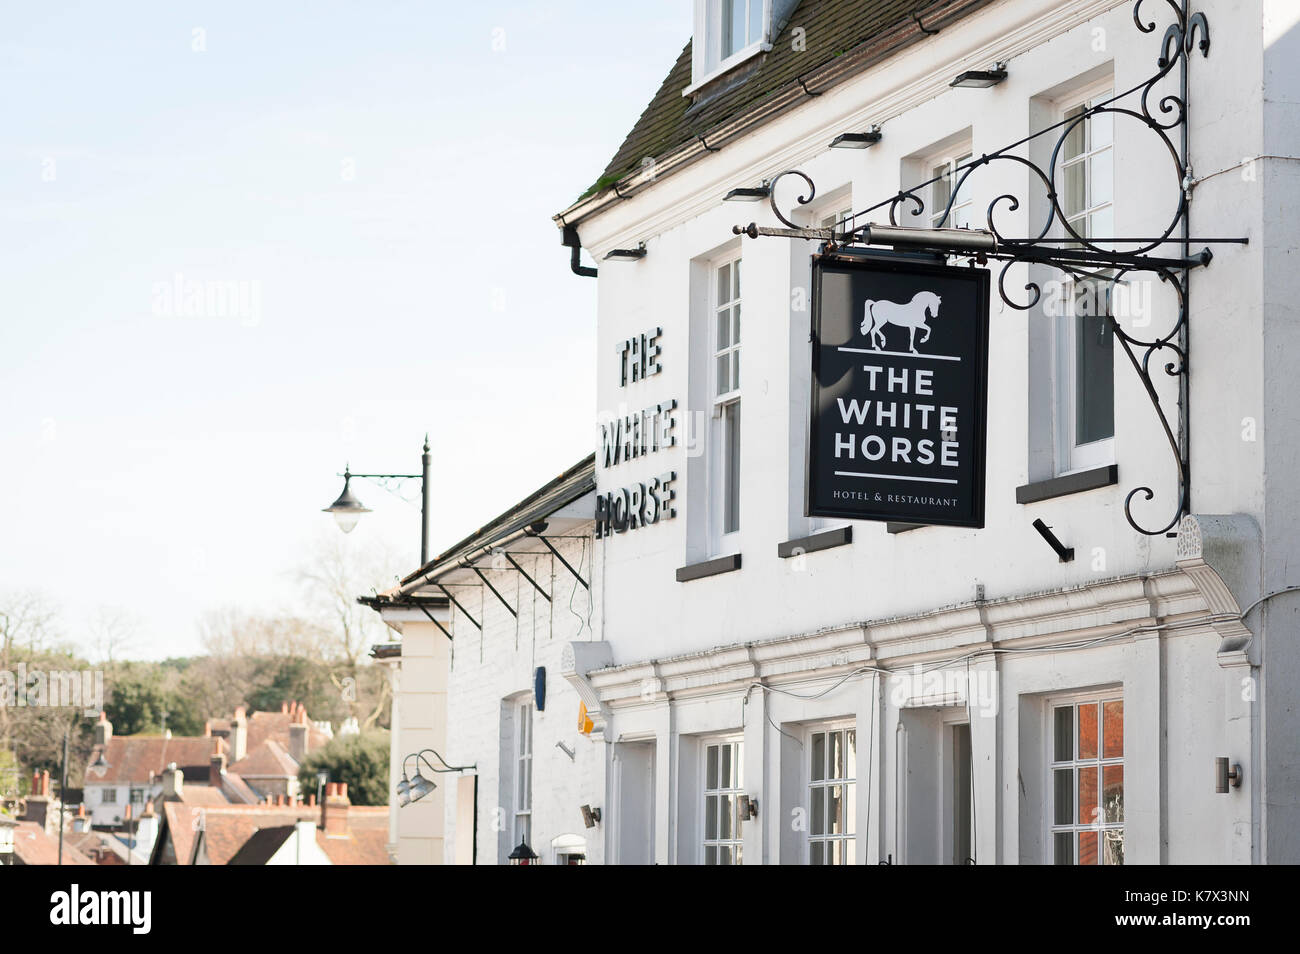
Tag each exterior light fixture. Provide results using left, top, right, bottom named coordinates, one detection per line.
left=737, top=795, right=759, bottom=821
left=322, top=468, right=372, bottom=534
left=580, top=804, right=602, bottom=828
left=830, top=125, right=882, bottom=149
left=397, top=749, right=475, bottom=809
left=950, top=62, right=1008, bottom=88
left=1215, top=757, right=1242, bottom=793
left=723, top=184, right=771, bottom=202
left=508, top=840, right=539, bottom=865
left=603, top=243, right=647, bottom=261
left=322, top=437, right=432, bottom=562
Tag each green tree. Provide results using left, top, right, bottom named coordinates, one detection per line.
left=297, top=730, right=390, bottom=806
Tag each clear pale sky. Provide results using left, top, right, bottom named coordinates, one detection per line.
left=0, top=1, right=690, bottom=659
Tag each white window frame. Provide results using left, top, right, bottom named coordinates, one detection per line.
left=922, top=146, right=975, bottom=230
left=806, top=722, right=856, bottom=865
left=710, top=254, right=742, bottom=553
left=513, top=701, right=533, bottom=848
left=1044, top=689, right=1124, bottom=865
left=1054, top=81, right=1116, bottom=475
left=102, top=787, right=117, bottom=804
left=688, top=0, right=771, bottom=93
left=701, top=737, right=744, bottom=865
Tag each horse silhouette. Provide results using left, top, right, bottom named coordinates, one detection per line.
left=859, top=291, right=942, bottom=353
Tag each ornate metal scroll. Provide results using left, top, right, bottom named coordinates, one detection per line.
left=735, top=0, right=1242, bottom=536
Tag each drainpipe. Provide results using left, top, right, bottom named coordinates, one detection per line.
left=562, top=224, right=597, bottom=278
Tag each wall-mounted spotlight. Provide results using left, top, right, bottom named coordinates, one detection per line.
left=603, top=243, right=647, bottom=262
left=830, top=125, right=882, bottom=149
left=951, top=62, right=1008, bottom=88
left=580, top=804, right=602, bottom=828
left=1215, top=757, right=1242, bottom=793
left=724, top=183, right=771, bottom=202
left=737, top=795, right=759, bottom=821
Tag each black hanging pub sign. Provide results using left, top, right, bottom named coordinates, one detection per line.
left=807, top=252, right=990, bottom=528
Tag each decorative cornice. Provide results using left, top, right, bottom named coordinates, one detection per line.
left=1174, top=513, right=1261, bottom=667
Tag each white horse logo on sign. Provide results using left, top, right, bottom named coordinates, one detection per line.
left=860, top=290, right=942, bottom=353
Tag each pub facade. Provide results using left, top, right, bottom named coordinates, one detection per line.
left=549, top=0, right=1297, bottom=864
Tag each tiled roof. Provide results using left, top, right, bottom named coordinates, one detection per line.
left=169, top=786, right=229, bottom=806
left=84, top=735, right=221, bottom=786
left=194, top=805, right=319, bottom=866
left=316, top=807, right=392, bottom=866
left=248, top=710, right=329, bottom=751
left=219, top=771, right=261, bottom=804
left=12, top=821, right=95, bottom=865
left=575, top=0, right=993, bottom=201
left=229, top=739, right=299, bottom=778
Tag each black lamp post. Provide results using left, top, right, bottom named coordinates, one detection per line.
left=323, top=435, right=432, bottom=564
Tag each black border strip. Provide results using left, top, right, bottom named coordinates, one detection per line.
left=675, top=553, right=742, bottom=582
left=777, top=525, right=853, bottom=558
left=1016, top=464, right=1118, bottom=504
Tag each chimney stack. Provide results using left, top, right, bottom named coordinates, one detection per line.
left=320, top=782, right=350, bottom=836
left=210, top=738, right=226, bottom=786
left=288, top=706, right=308, bottom=763
left=24, top=771, right=51, bottom=827
left=162, top=763, right=183, bottom=800
left=230, top=706, right=247, bottom=764
left=94, top=711, right=112, bottom=748
left=73, top=805, right=89, bottom=833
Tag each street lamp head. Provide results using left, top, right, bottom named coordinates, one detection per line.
left=407, top=770, right=437, bottom=804
left=323, top=469, right=371, bottom=534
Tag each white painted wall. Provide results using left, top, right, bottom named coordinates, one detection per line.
left=560, top=0, right=1295, bottom=863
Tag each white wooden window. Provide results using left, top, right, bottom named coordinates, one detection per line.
left=1056, top=86, right=1116, bottom=473
left=514, top=701, right=533, bottom=847
left=702, top=739, right=743, bottom=865
left=929, top=151, right=974, bottom=229
left=808, top=725, right=856, bottom=864
left=712, top=257, right=742, bottom=543
left=102, top=788, right=117, bottom=804
left=1048, top=693, right=1124, bottom=865
left=696, top=0, right=768, bottom=82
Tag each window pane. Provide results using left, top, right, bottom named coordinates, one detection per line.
left=846, top=730, right=857, bottom=779
left=706, top=745, right=718, bottom=789
left=830, top=840, right=843, bottom=865
left=811, top=787, right=825, bottom=835
left=1053, top=769, right=1073, bottom=825
left=1089, top=205, right=1114, bottom=244
left=724, top=402, right=741, bottom=533
left=844, top=839, right=856, bottom=865
left=1092, top=108, right=1113, bottom=148
left=810, top=732, right=826, bottom=781
left=932, top=163, right=952, bottom=223
left=733, top=258, right=741, bottom=299
left=1078, top=766, right=1099, bottom=826
left=716, top=310, right=729, bottom=352
left=725, top=0, right=744, bottom=57
left=828, top=785, right=844, bottom=834
left=1078, top=703, right=1099, bottom=759
left=705, top=845, right=717, bottom=865
left=1102, top=701, right=1124, bottom=758
left=829, top=731, right=844, bottom=780
left=1054, top=831, right=1073, bottom=865
left=731, top=350, right=740, bottom=391
left=1075, top=315, right=1114, bottom=445
left=1092, top=149, right=1113, bottom=208
left=810, top=841, right=824, bottom=865
left=1102, top=829, right=1124, bottom=866
left=720, top=743, right=732, bottom=788
left=716, top=354, right=730, bottom=395
left=1078, top=830, right=1099, bottom=865
left=1102, top=765, right=1124, bottom=823
left=747, top=0, right=763, bottom=44
left=844, top=781, right=857, bottom=836
left=705, top=795, right=718, bottom=839
left=719, top=795, right=734, bottom=840
left=717, top=263, right=730, bottom=303
left=1064, top=160, right=1087, bottom=220
left=733, top=302, right=740, bottom=343
left=1063, top=105, right=1087, bottom=160
left=1053, top=706, right=1073, bottom=762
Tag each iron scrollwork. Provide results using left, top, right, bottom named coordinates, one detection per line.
left=746, top=0, right=1226, bottom=536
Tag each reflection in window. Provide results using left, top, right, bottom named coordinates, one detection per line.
left=808, top=727, right=856, bottom=864
left=703, top=740, right=743, bottom=864
left=1050, top=698, right=1124, bottom=864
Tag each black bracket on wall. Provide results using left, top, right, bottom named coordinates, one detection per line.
left=1032, top=518, right=1075, bottom=563
left=732, top=1, right=1244, bottom=537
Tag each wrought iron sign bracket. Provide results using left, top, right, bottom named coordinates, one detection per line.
left=731, top=0, right=1246, bottom=537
